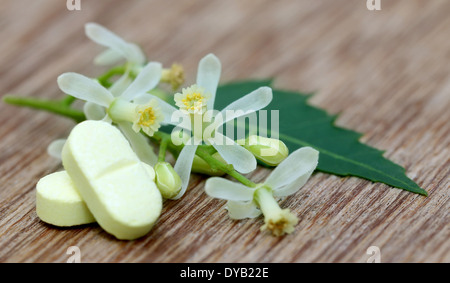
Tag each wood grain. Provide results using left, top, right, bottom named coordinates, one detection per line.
left=0, top=0, right=448, bottom=263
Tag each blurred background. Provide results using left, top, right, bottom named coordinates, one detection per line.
left=0, top=0, right=448, bottom=262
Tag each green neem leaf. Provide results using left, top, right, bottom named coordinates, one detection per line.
left=214, top=80, right=427, bottom=196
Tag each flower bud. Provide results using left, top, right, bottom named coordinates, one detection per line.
left=154, top=162, right=182, bottom=199
left=191, top=152, right=227, bottom=176
left=240, top=135, right=289, bottom=166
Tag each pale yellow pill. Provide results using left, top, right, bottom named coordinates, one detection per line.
left=142, top=163, right=156, bottom=182
left=62, top=120, right=162, bottom=240
left=36, top=171, right=95, bottom=227
left=36, top=163, right=155, bottom=227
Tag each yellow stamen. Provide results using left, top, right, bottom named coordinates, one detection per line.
left=132, top=99, right=162, bottom=137
left=138, top=107, right=156, bottom=128
left=182, top=92, right=205, bottom=111
left=174, top=84, right=210, bottom=114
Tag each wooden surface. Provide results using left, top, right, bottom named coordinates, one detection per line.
left=0, top=0, right=449, bottom=263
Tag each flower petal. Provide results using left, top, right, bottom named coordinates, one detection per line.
left=172, top=143, right=198, bottom=199
left=205, top=177, right=255, bottom=202
left=218, top=86, right=272, bottom=125
left=47, top=139, right=66, bottom=160
left=209, top=133, right=257, bottom=174
left=57, top=73, right=114, bottom=107
left=118, top=122, right=158, bottom=166
left=273, top=167, right=316, bottom=197
left=120, top=62, right=162, bottom=102
left=130, top=92, right=153, bottom=105
left=126, top=43, right=147, bottom=65
left=226, top=200, right=261, bottom=219
left=94, top=48, right=123, bottom=66
left=102, top=114, right=113, bottom=124
left=85, top=23, right=146, bottom=65
left=264, top=147, right=319, bottom=195
left=109, top=72, right=133, bottom=97
left=83, top=101, right=106, bottom=120
left=196, top=53, right=221, bottom=110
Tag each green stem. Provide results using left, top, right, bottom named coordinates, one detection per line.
left=2, top=64, right=130, bottom=122
left=152, top=131, right=183, bottom=158
left=2, top=95, right=85, bottom=123
left=97, top=65, right=127, bottom=88
left=254, top=186, right=281, bottom=217
left=151, top=131, right=257, bottom=188
left=61, top=95, right=76, bottom=106
left=196, top=147, right=257, bottom=188
left=158, top=137, right=169, bottom=162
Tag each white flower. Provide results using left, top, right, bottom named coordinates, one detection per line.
left=85, top=22, right=146, bottom=67
left=174, top=85, right=210, bottom=114
left=55, top=61, right=172, bottom=165
left=205, top=147, right=319, bottom=236
left=85, top=23, right=147, bottom=96
left=85, top=23, right=185, bottom=91
left=133, top=99, right=164, bottom=135
left=168, top=54, right=273, bottom=199
left=58, top=61, right=162, bottom=129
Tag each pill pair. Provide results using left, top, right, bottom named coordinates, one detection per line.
left=36, top=121, right=162, bottom=240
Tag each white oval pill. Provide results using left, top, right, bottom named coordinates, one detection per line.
left=62, top=120, right=162, bottom=240
left=36, top=171, right=95, bottom=226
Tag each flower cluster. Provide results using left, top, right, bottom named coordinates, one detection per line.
left=206, top=147, right=318, bottom=236
left=11, top=23, right=320, bottom=237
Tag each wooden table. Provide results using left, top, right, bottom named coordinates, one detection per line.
left=0, top=0, right=448, bottom=263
